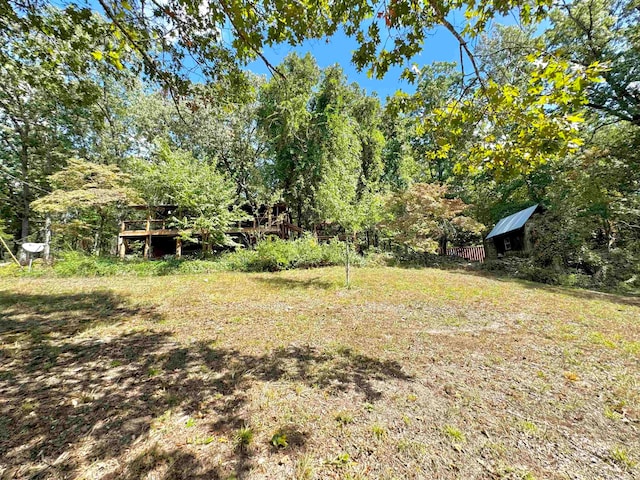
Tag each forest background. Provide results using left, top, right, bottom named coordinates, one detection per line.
left=1, top=0, right=638, bottom=291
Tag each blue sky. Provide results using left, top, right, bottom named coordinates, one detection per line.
left=85, top=0, right=533, bottom=99
left=243, top=13, right=544, bottom=100
left=245, top=25, right=465, bottom=99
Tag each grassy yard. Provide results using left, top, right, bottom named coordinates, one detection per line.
left=0, top=267, right=638, bottom=479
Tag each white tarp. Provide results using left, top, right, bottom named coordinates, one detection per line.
left=22, top=243, right=46, bottom=254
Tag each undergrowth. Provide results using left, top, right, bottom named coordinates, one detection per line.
left=0, top=236, right=363, bottom=278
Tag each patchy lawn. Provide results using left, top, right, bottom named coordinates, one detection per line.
left=0, top=267, right=638, bottom=479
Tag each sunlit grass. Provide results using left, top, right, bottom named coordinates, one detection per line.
left=0, top=266, right=638, bottom=479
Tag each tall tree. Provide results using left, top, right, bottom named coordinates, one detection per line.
left=258, top=55, right=388, bottom=228
left=129, top=74, right=270, bottom=209
left=257, top=53, right=320, bottom=227
left=402, top=62, right=466, bottom=183
left=547, top=0, right=640, bottom=125
left=380, top=99, right=418, bottom=190
left=350, top=90, right=385, bottom=194
left=0, top=7, right=119, bottom=240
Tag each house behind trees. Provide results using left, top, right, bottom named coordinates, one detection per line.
left=118, top=203, right=294, bottom=259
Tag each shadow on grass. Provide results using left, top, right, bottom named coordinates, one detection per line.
left=389, top=255, right=640, bottom=309
left=0, top=290, right=411, bottom=479
left=0, top=291, right=160, bottom=343
left=253, top=275, right=336, bottom=290
left=464, top=268, right=640, bottom=308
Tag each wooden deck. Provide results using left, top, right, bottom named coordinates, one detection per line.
left=117, top=217, right=303, bottom=259
left=117, top=202, right=358, bottom=259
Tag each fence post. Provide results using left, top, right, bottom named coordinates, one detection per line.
left=43, top=215, right=51, bottom=263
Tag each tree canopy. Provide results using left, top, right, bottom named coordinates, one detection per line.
left=0, top=0, right=638, bottom=290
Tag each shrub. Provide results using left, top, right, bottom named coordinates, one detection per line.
left=254, top=236, right=299, bottom=271
left=517, top=265, right=561, bottom=285
left=250, top=235, right=355, bottom=271
left=53, top=251, right=119, bottom=277
left=0, top=262, right=43, bottom=278
left=49, top=251, right=223, bottom=277
left=2, top=235, right=363, bottom=277
left=292, top=235, right=328, bottom=268
left=217, top=249, right=259, bottom=272
left=362, top=249, right=396, bottom=267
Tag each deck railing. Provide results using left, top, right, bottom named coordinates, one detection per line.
left=440, top=245, right=486, bottom=263
left=121, top=219, right=170, bottom=232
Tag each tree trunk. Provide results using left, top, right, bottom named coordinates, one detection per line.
left=93, top=231, right=100, bottom=256
left=439, top=233, right=448, bottom=256
left=345, top=235, right=350, bottom=288
left=21, top=205, right=29, bottom=241
left=603, top=217, right=615, bottom=251
left=144, top=235, right=151, bottom=259
left=44, top=216, right=51, bottom=263
left=20, top=136, right=30, bottom=241
left=93, top=213, right=105, bottom=255
left=202, top=232, right=212, bottom=256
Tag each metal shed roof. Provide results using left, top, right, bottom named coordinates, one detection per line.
left=485, top=204, right=539, bottom=240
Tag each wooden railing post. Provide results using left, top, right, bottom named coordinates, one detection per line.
left=118, top=235, right=126, bottom=259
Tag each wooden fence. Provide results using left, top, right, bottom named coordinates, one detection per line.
left=441, top=245, right=486, bottom=263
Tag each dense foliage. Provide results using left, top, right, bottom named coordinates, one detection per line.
left=132, top=144, right=243, bottom=250
left=0, top=0, right=638, bottom=292
left=0, top=236, right=357, bottom=277
left=384, top=183, right=485, bottom=254
left=31, top=159, right=141, bottom=253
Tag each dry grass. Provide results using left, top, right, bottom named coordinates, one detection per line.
left=0, top=266, right=638, bottom=479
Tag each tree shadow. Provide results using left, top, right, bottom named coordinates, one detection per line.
left=0, top=291, right=412, bottom=479
left=253, top=276, right=336, bottom=290
left=464, top=269, right=640, bottom=308
left=104, top=444, right=227, bottom=480
left=515, top=278, right=640, bottom=307
left=390, top=257, right=640, bottom=309
left=0, top=291, right=160, bottom=343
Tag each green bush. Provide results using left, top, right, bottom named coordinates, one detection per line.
left=558, top=272, right=593, bottom=289
left=254, top=236, right=299, bottom=271
left=216, top=249, right=259, bottom=272
left=250, top=235, right=352, bottom=271
left=52, top=251, right=116, bottom=276
left=0, top=262, right=45, bottom=278
left=47, top=251, right=223, bottom=277
left=294, top=237, right=347, bottom=269
left=517, top=265, right=561, bottom=285
left=0, top=235, right=361, bottom=277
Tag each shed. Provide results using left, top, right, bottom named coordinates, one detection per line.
left=484, top=204, right=543, bottom=258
